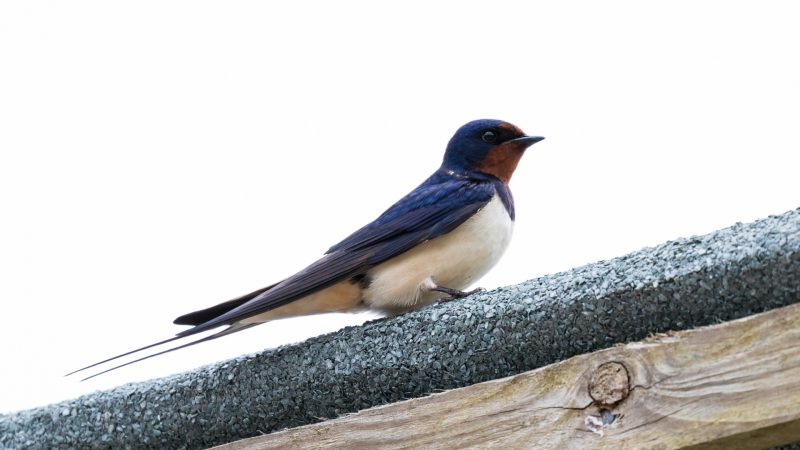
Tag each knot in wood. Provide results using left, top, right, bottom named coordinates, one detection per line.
left=588, top=361, right=630, bottom=406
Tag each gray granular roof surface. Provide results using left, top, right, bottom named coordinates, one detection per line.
left=2, top=207, right=799, bottom=449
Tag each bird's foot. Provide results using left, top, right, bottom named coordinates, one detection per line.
left=432, top=286, right=485, bottom=304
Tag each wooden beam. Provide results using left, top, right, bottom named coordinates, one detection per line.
left=213, top=302, right=800, bottom=449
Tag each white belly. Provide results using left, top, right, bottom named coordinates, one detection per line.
left=363, top=194, right=513, bottom=313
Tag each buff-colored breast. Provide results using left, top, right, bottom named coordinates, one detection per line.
left=363, top=193, right=513, bottom=313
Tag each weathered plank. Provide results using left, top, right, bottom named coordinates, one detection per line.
left=213, top=302, right=800, bottom=450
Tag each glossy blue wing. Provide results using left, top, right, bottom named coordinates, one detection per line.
left=327, top=173, right=495, bottom=254
left=179, top=175, right=495, bottom=336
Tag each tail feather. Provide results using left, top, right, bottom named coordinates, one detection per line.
left=74, top=323, right=257, bottom=381
left=173, top=282, right=279, bottom=326
left=69, top=282, right=282, bottom=379
left=64, top=334, right=186, bottom=377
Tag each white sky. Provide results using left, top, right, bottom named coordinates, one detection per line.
left=1, top=1, right=798, bottom=413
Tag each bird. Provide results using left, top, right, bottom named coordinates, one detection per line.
left=68, top=119, right=544, bottom=380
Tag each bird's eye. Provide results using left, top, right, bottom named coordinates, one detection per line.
left=482, top=131, right=497, bottom=143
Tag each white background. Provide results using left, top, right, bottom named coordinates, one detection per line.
left=1, top=1, right=798, bottom=413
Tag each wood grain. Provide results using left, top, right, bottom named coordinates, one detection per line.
left=212, top=302, right=800, bottom=450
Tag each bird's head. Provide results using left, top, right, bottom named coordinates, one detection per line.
left=442, top=119, right=544, bottom=184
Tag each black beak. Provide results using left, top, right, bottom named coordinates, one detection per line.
left=509, top=135, right=545, bottom=147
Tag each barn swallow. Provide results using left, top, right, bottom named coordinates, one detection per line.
left=69, top=119, right=544, bottom=380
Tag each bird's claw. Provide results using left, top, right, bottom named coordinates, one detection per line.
left=433, top=286, right=485, bottom=304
